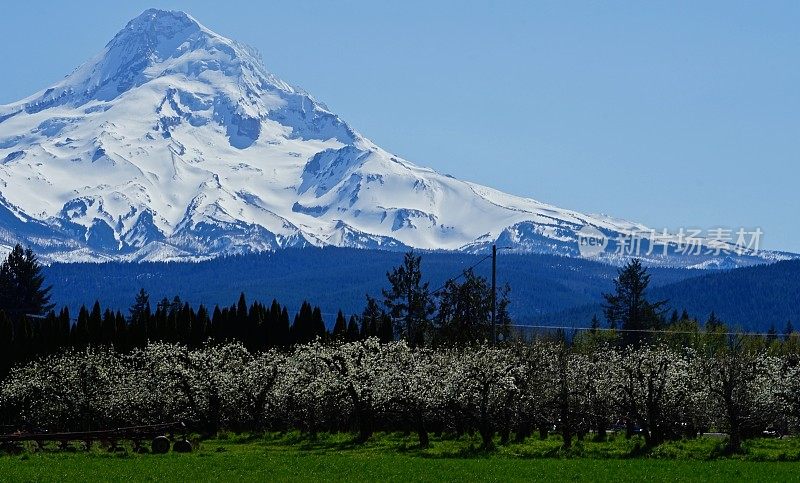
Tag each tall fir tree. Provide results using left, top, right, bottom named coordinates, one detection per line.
left=383, top=251, right=435, bottom=347
left=332, top=310, right=347, bottom=340
left=602, top=259, right=666, bottom=347
left=0, top=244, right=54, bottom=319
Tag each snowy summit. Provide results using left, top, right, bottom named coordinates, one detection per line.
left=0, top=10, right=787, bottom=266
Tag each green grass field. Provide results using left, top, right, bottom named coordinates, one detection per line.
left=3, top=432, right=800, bottom=482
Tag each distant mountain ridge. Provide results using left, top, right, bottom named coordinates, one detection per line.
left=0, top=9, right=793, bottom=267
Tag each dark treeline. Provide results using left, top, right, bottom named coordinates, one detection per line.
left=0, top=248, right=507, bottom=378
left=0, top=289, right=398, bottom=379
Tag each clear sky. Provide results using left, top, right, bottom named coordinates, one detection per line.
left=1, top=1, right=798, bottom=251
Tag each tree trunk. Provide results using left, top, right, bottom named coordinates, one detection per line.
left=594, top=415, right=608, bottom=442
left=538, top=422, right=549, bottom=440
left=514, top=420, right=530, bottom=443
left=414, top=410, right=429, bottom=448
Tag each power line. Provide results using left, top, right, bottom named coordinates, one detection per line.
left=505, top=323, right=786, bottom=338
left=430, top=253, right=493, bottom=296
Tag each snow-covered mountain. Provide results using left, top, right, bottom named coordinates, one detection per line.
left=0, top=9, right=790, bottom=267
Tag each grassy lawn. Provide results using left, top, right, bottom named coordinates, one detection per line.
left=3, top=433, right=800, bottom=482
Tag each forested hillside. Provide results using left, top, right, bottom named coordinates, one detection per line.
left=43, top=248, right=696, bottom=325
left=535, top=260, right=800, bottom=332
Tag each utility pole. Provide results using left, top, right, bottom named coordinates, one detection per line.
left=491, top=244, right=497, bottom=345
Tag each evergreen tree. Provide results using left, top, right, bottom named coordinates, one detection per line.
left=767, top=324, right=778, bottom=343
left=114, top=311, right=128, bottom=351
left=311, top=306, right=326, bottom=341
left=279, top=306, right=291, bottom=346
left=129, top=288, right=151, bottom=321
left=0, top=311, right=13, bottom=378
left=496, top=283, right=512, bottom=342
left=88, top=301, right=102, bottom=345
left=707, top=311, right=721, bottom=330
left=590, top=314, right=601, bottom=334
left=434, top=268, right=492, bottom=345
left=784, top=320, right=794, bottom=342
left=73, top=305, right=90, bottom=346
left=0, top=244, right=54, bottom=319
left=361, top=296, right=383, bottom=339
left=332, top=310, right=347, bottom=340
left=602, top=259, right=666, bottom=347
left=193, top=305, right=210, bottom=346
left=346, top=315, right=361, bottom=342
left=211, top=305, right=223, bottom=340
left=100, top=308, right=116, bottom=345
left=383, top=251, right=435, bottom=347
left=292, top=301, right=315, bottom=344
left=377, top=313, right=394, bottom=343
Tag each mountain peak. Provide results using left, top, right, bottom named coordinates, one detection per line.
left=113, top=9, right=206, bottom=54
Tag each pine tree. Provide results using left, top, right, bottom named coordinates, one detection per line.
left=279, top=307, right=290, bottom=346
left=236, top=292, right=248, bottom=342
left=332, top=310, right=347, bottom=340
left=211, top=305, right=223, bottom=340
left=73, top=305, right=90, bottom=346
left=100, top=308, right=116, bottom=345
left=194, top=305, right=210, bottom=346
left=114, top=311, right=128, bottom=351
left=129, top=288, right=150, bottom=321
left=0, top=310, right=13, bottom=378
left=377, top=313, right=394, bottom=343
left=767, top=324, right=777, bottom=343
left=311, top=306, right=326, bottom=341
left=784, top=320, right=794, bottom=342
left=88, top=301, right=102, bottom=345
left=434, top=268, right=492, bottom=345
left=346, top=315, right=361, bottom=342
left=602, top=259, right=666, bottom=347
left=361, top=296, right=383, bottom=338
left=0, top=244, right=54, bottom=320
left=292, top=301, right=315, bottom=344
left=383, top=251, right=435, bottom=347
left=590, top=315, right=600, bottom=334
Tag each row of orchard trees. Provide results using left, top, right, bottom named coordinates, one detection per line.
left=3, top=337, right=800, bottom=453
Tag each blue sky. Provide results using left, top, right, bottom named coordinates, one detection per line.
left=1, top=1, right=798, bottom=251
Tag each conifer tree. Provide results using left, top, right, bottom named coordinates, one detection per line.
left=784, top=320, right=794, bottom=342
left=279, top=306, right=290, bottom=346
left=311, top=306, right=326, bottom=340
left=88, top=301, right=102, bottom=344
left=435, top=268, right=492, bottom=345
left=0, top=244, right=54, bottom=319
left=332, top=310, right=347, bottom=340
left=383, top=251, right=435, bottom=347
left=0, top=310, right=13, bottom=378
left=602, top=259, right=666, bottom=347
left=129, top=288, right=151, bottom=321
left=101, top=308, right=116, bottom=345
left=114, top=311, right=127, bottom=351
left=73, top=305, right=90, bottom=346
left=346, top=315, right=361, bottom=342
left=590, top=314, right=601, bottom=333
left=361, top=296, right=383, bottom=338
